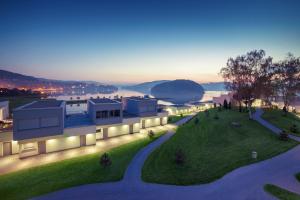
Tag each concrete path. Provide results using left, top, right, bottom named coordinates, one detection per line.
left=253, top=108, right=300, bottom=142
left=36, top=112, right=300, bottom=200
left=0, top=125, right=171, bottom=175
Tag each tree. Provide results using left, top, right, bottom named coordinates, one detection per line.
left=228, top=101, right=232, bottom=109
left=220, top=50, right=273, bottom=119
left=223, top=99, right=228, bottom=109
left=273, top=53, right=300, bottom=114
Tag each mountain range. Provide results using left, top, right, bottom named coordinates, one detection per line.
left=0, top=69, right=118, bottom=94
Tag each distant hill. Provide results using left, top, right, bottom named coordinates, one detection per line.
left=201, top=82, right=228, bottom=91
left=0, top=69, right=118, bottom=94
left=151, top=79, right=204, bottom=104
left=123, top=80, right=227, bottom=93
left=122, top=80, right=169, bottom=94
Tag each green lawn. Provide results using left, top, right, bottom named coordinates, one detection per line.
left=264, top=184, right=300, bottom=200
left=262, top=109, right=300, bottom=136
left=168, top=115, right=187, bottom=123
left=0, top=132, right=165, bottom=200
left=142, top=108, right=298, bottom=185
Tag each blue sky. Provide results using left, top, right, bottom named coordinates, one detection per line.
left=1, top=0, right=300, bottom=83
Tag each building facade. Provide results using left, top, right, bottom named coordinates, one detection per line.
left=0, top=97, right=168, bottom=158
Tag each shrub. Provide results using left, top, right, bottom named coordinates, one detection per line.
left=148, top=130, right=154, bottom=139
left=279, top=130, right=289, bottom=141
left=100, top=153, right=112, bottom=167
left=290, top=124, right=298, bottom=133
left=213, top=103, right=216, bottom=108
left=194, top=117, right=199, bottom=125
left=180, top=113, right=183, bottom=117
left=174, top=148, right=186, bottom=165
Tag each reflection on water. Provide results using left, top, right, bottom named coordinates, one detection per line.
left=49, top=89, right=228, bottom=114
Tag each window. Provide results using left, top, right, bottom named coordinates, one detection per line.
left=18, top=119, right=39, bottom=130
left=110, top=110, right=120, bottom=117
left=96, top=111, right=108, bottom=119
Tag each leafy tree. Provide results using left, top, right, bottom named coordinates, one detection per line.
left=220, top=50, right=273, bottom=119
left=223, top=99, right=228, bottom=109
left=273, top=53, right=300, bottom=114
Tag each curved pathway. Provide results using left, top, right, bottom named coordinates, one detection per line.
left=37, top=112, right=300, bottom=200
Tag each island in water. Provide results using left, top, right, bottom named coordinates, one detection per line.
left=151, top=79, right=204, bottom=104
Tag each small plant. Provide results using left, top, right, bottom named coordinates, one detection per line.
left=290, top=124, right=298, bottom=133
left=100, top=152, right=112, bottom=167
left=180, top=113, right=183, bottom=117
left=282, top=106, right=288, bottom=116
left=279, top=130, right=289, bottom=141
left=174, top=148, right=186, bottom=165
left=194, top=117, right=199, bottom=125
left=214, top=113, right=219, bottom=120
left=148, top=130, right=154, bottom=139
left=213, top=103, right=216, bottom=108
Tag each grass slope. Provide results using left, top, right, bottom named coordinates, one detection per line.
left=0, top=132, right=164, bottom=200
left=168, top=115, right=187, bottom=124
left=142, top=109, right=298, bottom=185
left=262, top=109, right=300, bottom=136
left=264, top=184, right=300, bottom=200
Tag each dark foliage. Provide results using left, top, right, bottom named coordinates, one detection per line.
left=174, top=148, right=186, bottom=165
left=100, top=153, right=112, bottom=167
left=279, top=131, right=289, bottom=141
left=223, top=99, right=228, bottom=109
left=290, top=124, right=298, bottom=133
left=148, top=130, right=155, bottom=139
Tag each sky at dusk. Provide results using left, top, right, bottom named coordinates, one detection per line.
left=1, top=0, right=300, bottom=84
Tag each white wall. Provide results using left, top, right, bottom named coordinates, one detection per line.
left=0, top=142, right=3, bottom=156
left=86, top=134, right=96, bottom=145
left=108, top=125, right=130, bottom=137
left=46, top=136, right=80, bottom=153
left=12, top=141, right=19, bottom=154
left=143, top=117, right=161, bottom=128
left=133, top=123, right=140, bottom=133
left=161, top=117, right=168, bottom=125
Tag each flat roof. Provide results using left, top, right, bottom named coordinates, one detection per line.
left=65, top=113, right=93, bottom=128
left=127, top=97, right=156, bottom=101
left=89, top=98, right=120, bottom=104
left=22, top=100, right=64, bottom=109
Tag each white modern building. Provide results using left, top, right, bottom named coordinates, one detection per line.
left=0, top=97, right=168, bottom=158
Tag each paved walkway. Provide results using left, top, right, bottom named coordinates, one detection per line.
left=253, top=108, right=300, bottom=142
left=0, top=125, right=173, bottom=175
left=36, top=112, right=300, bottom=200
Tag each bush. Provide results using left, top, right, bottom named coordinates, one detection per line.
left=148, top=130, right=154, bottom=139
left=194, top=117, right=199, bottom=125
left=290, top=124, right=298, bottom=133
left=174, top=148, right=186, bottom=165
left=180, top=113, right=183, bottom=117
left=100, top=153, right=112, bottom=167
left=279, top=131, right=289, bottom=141
left=213, top=103, right=216, bottom=108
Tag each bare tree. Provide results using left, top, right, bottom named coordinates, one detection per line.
left=220, top=50, right=273, bottom=118
left=273, top=53, right=300, bottom=114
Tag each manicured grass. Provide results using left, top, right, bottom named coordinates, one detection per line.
left=262, top=109, right=300, bottom=136
left=264, top=184, right=300, bottom=200
left=0, top=132, right=165, bottom=200
left=142, top=109, right=298, bottom=185
left=168, top=115, right=187, bottom=123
